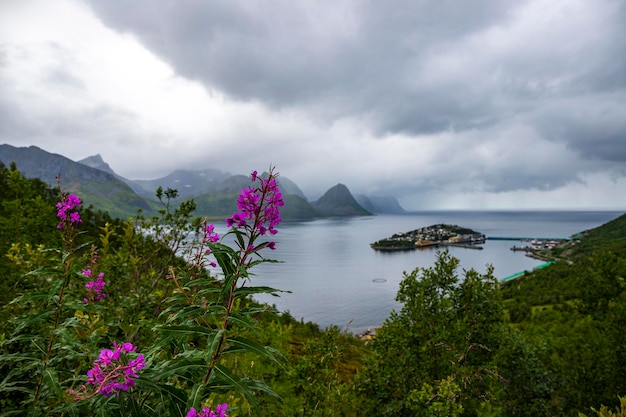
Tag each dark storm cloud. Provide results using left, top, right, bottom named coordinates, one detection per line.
left=533, top=93, right=626, bottom=165
left=85, top=0, right=626, bottom=150
left=85, top=1, right=516, bottom=119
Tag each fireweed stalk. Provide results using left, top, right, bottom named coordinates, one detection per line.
left=33, top=186, right=83, bottom=408
left=204, top=168, right=284, bottom=384
left=163, top=167, right=285, bottom=407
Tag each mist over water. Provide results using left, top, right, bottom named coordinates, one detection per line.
left=234, top=211, right=623, bottom=334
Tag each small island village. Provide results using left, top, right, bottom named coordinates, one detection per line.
left=370, top=223, right=567, bottom=255
left=370, top=223, right=486, bottom=251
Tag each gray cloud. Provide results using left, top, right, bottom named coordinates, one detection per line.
left=1, top=0, right=625, bottom=209
left=85, top=1, right=519, bottom=121
left=85, top=0, right=626, bottom=141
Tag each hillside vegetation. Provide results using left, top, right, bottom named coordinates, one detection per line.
left=0, top=144, right=388, bottom=220
left=569, top=212, right=626, bottom=256
left=1, top=161, right=626, bottom=416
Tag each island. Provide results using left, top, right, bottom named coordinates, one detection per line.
left=370, top=223, right=485, bottom=251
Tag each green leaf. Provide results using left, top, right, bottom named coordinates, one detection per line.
left=226, top=336, right=284, bottom=367
left=156, top=384, right=188, bottom=415
left=234, top=285, right=285, bottom=298
left=149, top=358, right=206, bottom=379
left=12, top=310, right=55, bottom=334
left=238, top=305, right=278, bottom=316
left=234, top=229, right=247, bottom=252
left=10, top=289, right=57, bottom=305
left=186, top=382, right=205, bottom=411
left=210, top=243, right=238, bottom=275
left=207, top=329, right=226, bottom=360
left=181, top=278, right=222, bottom=290
left=43, top=368, right=63, bottom=399
left=156, top=325, right=219, bottom=338
left=246, top=378, right=282, bottom=400
left=213, top=364, right=259, bottom=410
left=23, top=266, right=61, bottom=278
left=226, top=313, right=258, bottom=334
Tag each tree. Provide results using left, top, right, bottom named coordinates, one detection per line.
left=358, top=250, right=523, bottom=416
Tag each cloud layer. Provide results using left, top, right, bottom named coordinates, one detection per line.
left=1, top=0, right=625, bottom=209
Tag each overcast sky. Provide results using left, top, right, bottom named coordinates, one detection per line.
left=1, top=0, right=625, bottom=209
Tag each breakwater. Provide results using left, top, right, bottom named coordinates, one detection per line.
left=487, top=236, right=570, bottom=241
left=501, top=261, right=555, bottom=282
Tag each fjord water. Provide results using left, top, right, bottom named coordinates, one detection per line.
left=246, top=211, right=622, bottom=334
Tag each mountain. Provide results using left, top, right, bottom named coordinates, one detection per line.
left=78, top=154, right=117, bottom=176
left=76, top=154, right=373, bottom=220
left=192, top=174, right=320, bottom=220
left=312, top=183, right=372, bottom=216
left=280, top=194, right=321, bottom=220
left=272, top=174, right=307, bottom=200
left=127, top=168, right=232, bottom=200
left=124, top=168, right=307, bottom=200
left=0, top=144, right=153, bottom=218
left=1, top=144, right=376, bottom=221
left=355, top=194, right=406, bottom=214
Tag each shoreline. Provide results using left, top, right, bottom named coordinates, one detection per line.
left=370, top=242, right=484, bottom=251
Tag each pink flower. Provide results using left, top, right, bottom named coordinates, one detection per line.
left=97, top=348, right=118, bottom=366
left=187, top=404, right=228, bottom=417
left=56, top=193, right=82, bottom=228
left=225, top=168, right=284, bottom=243
left=83, top=269, right=106, bottom=304
left=83, top=342, right=145, bottom=397
left=202, top=224, right=220, bottom=243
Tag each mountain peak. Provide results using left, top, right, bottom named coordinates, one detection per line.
left=85, top=153, right=104, bottom=163
left=313, top=183, right=372, bottom=216
left=78, top=154, right=116, bottom=176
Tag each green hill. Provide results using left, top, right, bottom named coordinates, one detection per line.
left=568, top=212, right=626, bottom=256
left=0, top=144, right=154, bottom=218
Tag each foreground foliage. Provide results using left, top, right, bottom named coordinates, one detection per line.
left=0, top=165, right=322, bottom=416
left=2, top=161, right=626, bottom=416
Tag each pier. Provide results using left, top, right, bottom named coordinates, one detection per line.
left=487, top=236, right=570, bottom=241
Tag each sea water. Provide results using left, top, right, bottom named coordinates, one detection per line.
left=234, top=211, right=622, bottom=334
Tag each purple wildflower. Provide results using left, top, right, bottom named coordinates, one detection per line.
left=82, top=268, right=106, bottom=304
left=187, top=403, right=229, bottom=417
left=84, top=341, right=145, bottom=397
left=202, top=224, right=220, bottom=244
left=225, top=169, right=284, bottom=238
left=56, top=193, right=82, bottom=228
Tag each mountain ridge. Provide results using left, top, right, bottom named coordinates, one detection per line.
left=1, top=144, right=397, bottom=219
left=0, top=144, right=153, bottom=218
left=355, top=194, right=406, bottom=214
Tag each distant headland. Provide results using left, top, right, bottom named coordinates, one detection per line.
left=370, top=223, right=485, bottom=251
